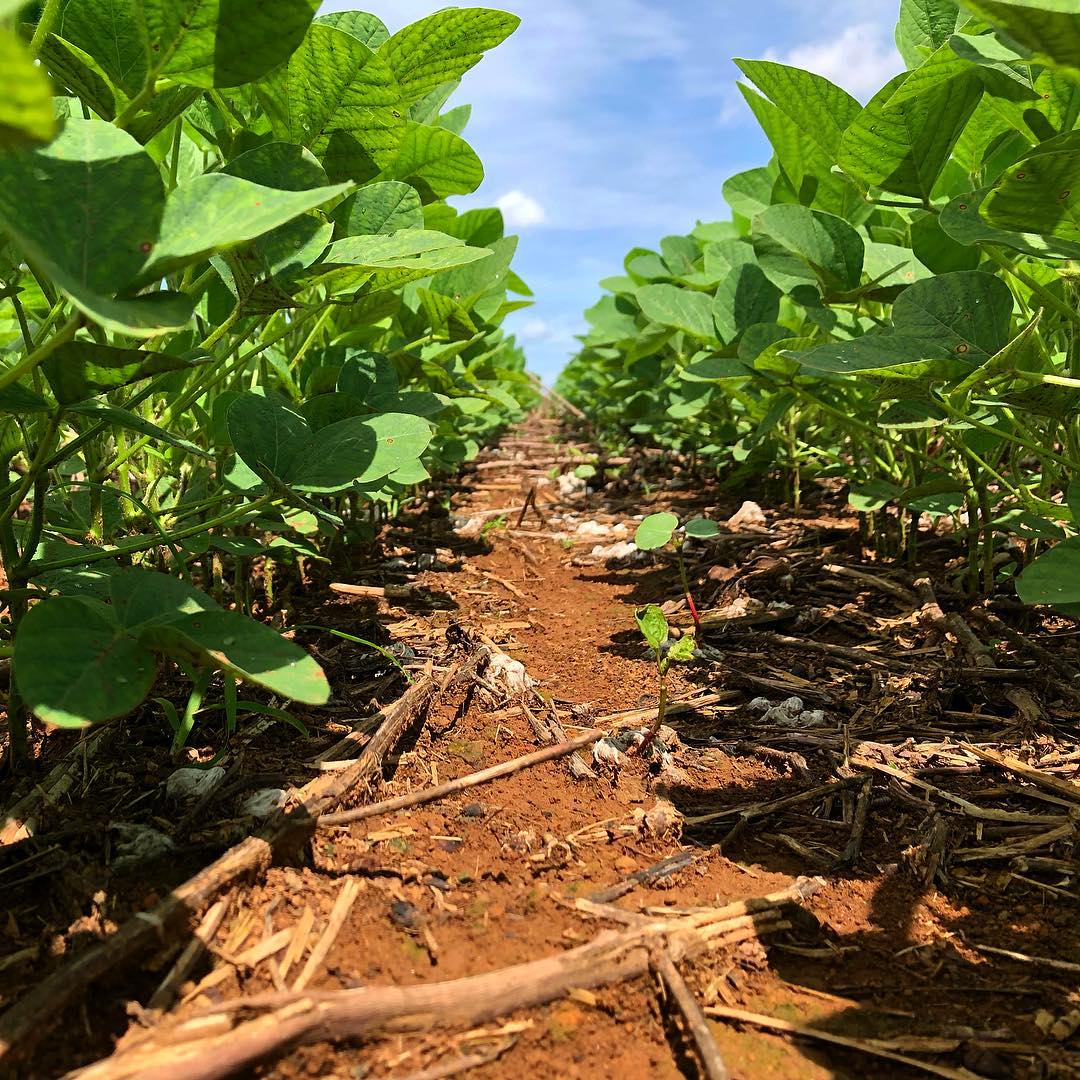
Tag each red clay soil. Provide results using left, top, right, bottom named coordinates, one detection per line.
left=0, top=410, right=1078, bottom=1079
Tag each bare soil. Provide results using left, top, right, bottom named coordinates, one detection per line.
left=0, top=410, right=1078, bottom=1079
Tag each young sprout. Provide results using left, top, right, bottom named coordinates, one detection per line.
left=634, top=512, right=719, bottom=634
left=633, top=603, right=696, bottom=756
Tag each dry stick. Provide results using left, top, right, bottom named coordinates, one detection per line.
left=653, top=950, right=729, bottom=1080
left=395, top=1037, right=517, bottom=1080
left=68, top=880, right=821, bottom=1080
left=961, top=743, right=1080, bottom=806
left=705, top=1006, right=977, bottom=1080
left=969, top=943, right=1080, bottom=975
left=147, top=898, right=231, bottom=1012
left=0, top=656, right=475, bottom=1064
left=292, top=879, right=362, bottom=992
left=833, top=776, right=873, bottom=870
left=589, top=851, right=693, bottom=904
left=914, top=577, right=996, bottom=670
left=757, top=632, right=913, bottom=673
left=821, top=564, right=919, bottom=607
left=317, top=728, right=605, bottom=828
left=1, top=725, right=116, bottom=845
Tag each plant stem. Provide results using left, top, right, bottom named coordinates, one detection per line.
left=28, top=0, right=62, bottom=56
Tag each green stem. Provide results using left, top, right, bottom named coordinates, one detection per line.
left=26, top=495, right=276, bottom=576
left=28, top=0, right=62, bottom=56
left=983, top=246, right=1080, bottom=330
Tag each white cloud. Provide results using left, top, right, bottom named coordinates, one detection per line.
left=521, top=318, right=550, bottom=341
left=497, top=189, right=547, bottom=228
left=768, top=22, right=903, bottom=101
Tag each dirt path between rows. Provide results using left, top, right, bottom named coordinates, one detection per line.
left=2, top=409, right=1078, bottom=1079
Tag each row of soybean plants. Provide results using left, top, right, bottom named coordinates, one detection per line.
left=558, top=0, right=1080, bottom=620
left=0, top=2, right=538, bottom=759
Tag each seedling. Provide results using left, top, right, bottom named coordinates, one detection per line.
left=633, top=604, right=696, bottom=756
left=634, top=513, right=719, bottom=634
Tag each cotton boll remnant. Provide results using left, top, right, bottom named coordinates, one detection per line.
left=452, top=515, right=487, bottom=540
left=640, top=797, right=682, bottom=839
left=241, top=788, right=289, bottom=818
left=165, top=766, right=226, bottom=803
left=113, top=824, right=175, bottom=868
left=556, top=472, right=587, bottom=499
left=727, top=500, right=767, bottom=528
left=592, top=736, right=627, bottom=771
left=485, top=653, right=538, bottom=695
left=747, top=697, right=772, bottom=713
left=575, top=520, right=612, bottom=539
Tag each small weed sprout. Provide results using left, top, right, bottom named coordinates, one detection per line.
left=633, top=603, right=696, bottom=755
left=634, top=513, right=718, bottom=634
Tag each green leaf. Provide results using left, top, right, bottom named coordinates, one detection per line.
left=380, top=122, right=484, bottom=198
left=15, top=597, right=156, bottom=727
left=314, top=11, right=389, bottom=48
left=109, top=568, right=218, bottom=630
left=141, top=609, right=329, bottom=703
left=983, top=150, right=1080, bottom=244
left=141, top=0, right=319, bottom=87
left=0, top=119, right=197, bottom=335
left=837, top=58, right=983, bottom=200
left=953, top=0, right=1080, bottom=76
left=684, top=518, right=719, bottom=539
left=0, top=29, right=57, bottom=149
left=753, top=205, right=865, bottom=292
left=256, top=23, right=405, bottom=185
left=635, top=511, right=679, bottom=550
left=723, top=168, right=775, bottom=220
left=42, top=341, right=202, bottom=405
left=940, top=186, right=1080, bottom=259
left=1017, top=536, right=1080, bottom=609
left=135, top=173, right=348, bottom=284
left=682, top=357, right=751, bottom=382
left=735, top=59, right=860, bottom=158
left=54, top=0, right=148, bottom=96
left=381, top=8, right=519, bottom=105
left=635, top=604, right=669, bottom=654
left=70, top=401, right=211, bottom=457
left=896, top=0, right=963, bottom=68
left=332, top=181, right=424, bottom=236
left=637, top=284, right=716, bottom=341
left=321, top=229, right=490, bottom=273
left=796, top=271, right=1013, bottom=375
left=667, top=635, right=697, bottom=662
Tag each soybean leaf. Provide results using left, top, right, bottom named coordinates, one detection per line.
left=753, top=205, right=865, bottom=293
left=954, top=0, right=1080, bottom=75
left=940, top=186, right=1080, bottom=259
left=321, top=229, right=490, bottom=273
left=314, top=11, right=390, bottom=48
left=15, top=597, right=156, bottom=727
left=735, top=60, right=860, bottom=159
left=896, top=0, right=964, bottom=68
left=1017, top=536, right=1080, bottom=611
left=838, top=60, right=983, bottom=200
left=795, top=271, right=1013, bottom=375
left=226, top=393, right=308, bottom=478
left=983, top=150, right=1080, bottom=244
left=135, top=174, right=349, bottom=284
left=141, top=610, right=330, bottom=703
left=380, top=8, right=519, bottom=105
left=0, top=119, right=194, bottom=335
left=141, top=0, right=319, bottom=87
left=0, top=29, right=57, bottom=149
left=668, top=635, right=697, bottom=662
left=42, top=341, right=202, bottom=405
left=379, top=122, right=484, bottom=198
left=109, top=568, right=218, bottom=630
left=69, top=402, right=212, bottom=457
left=637, top=284, right=716, bottom=341
left=635, top=604, right=669, bottom=654
left=684, top=518, right=720, bottom=539
left=332, top=181, right=424, bottom=236
left=54, top=0, right=148, bottom=96
left=635, top=511, right=679, bottom=550
left=256, top=23, right=405, bottom=184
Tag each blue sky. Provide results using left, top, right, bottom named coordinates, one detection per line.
left=322, top=1, right=905, bottom=382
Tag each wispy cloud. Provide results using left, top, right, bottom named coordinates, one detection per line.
left=497, top=190, right=547, bottom=228
left=766, top=22, right=903, bottom=101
